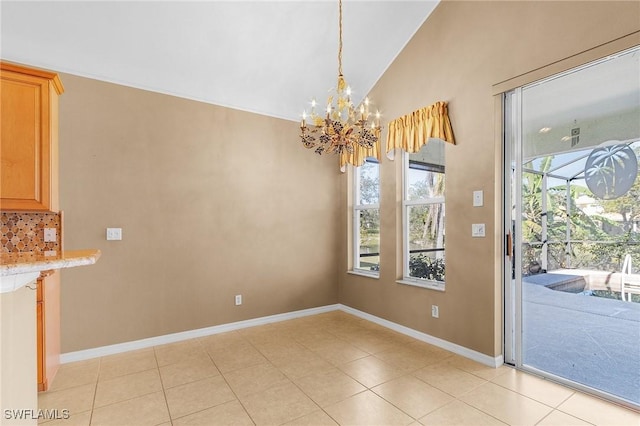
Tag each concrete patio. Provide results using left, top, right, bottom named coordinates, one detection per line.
left=523, top=280, right=640, bottom=405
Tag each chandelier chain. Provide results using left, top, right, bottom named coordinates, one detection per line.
left=338, top=0, right=343, bottom=77
left=298, top=0, right=381, bottom=158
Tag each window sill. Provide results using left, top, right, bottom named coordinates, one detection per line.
left=347, top=270, right=380, bottom=279
left=396, top=278, right=445, bottom=292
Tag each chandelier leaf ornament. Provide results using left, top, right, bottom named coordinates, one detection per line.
left=300, top=0, right=381, bottom=157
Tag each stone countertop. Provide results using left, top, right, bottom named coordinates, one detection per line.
left=0, top=249, right=101, bottom=293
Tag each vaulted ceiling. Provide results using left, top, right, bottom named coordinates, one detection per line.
left=0, top=1, right=440, bottom=122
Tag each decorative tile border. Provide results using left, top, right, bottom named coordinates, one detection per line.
left=0, top=212, right=61, bottom=254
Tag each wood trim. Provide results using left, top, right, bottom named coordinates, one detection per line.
left=37, top=300, right=46, bottom=391
left=50, top=83, right=60, bottom=212
left=60, top=210, right=64, bottom=252
left=43, top=270, right=61, bottom=390
left=36, top=277, right=44, bottom=302
left=0, top=62, right=64, bottom=94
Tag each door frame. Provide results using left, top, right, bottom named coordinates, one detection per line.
left=501, top=49, right=640, bottom=410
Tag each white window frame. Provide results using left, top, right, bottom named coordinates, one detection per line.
left=399, top=150, right=446, bottom=291
left=352, top=158, right=380, bottom=277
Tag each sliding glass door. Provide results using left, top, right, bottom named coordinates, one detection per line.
left=505, top=47, right=640, bottom=408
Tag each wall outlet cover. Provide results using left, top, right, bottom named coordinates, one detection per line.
left=44, top=227, right=57, bottom=242
left=106, top=228, right=122, bottom=241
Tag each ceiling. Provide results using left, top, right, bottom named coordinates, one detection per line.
left=0, top=0, right=439, bottom=122
left=522, top=46, right=640, bottom=160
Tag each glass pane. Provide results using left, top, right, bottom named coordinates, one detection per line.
left=357, top=208, right=379, bottom=271
left=407, top=139, right=445, bottom=201
left=518, top=47, right=640, bottom=405
left=358, top=160, right=379, bottom=205
left=409, top=251, right=445, bottom=282
left=410, top=137, right=445, bottom=166
left=407, top=167, right=445, bottom=201
left=408, top=204, right=445, bottom=281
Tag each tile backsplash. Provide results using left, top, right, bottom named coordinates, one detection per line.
left=0, top=211, right=61, bottom=254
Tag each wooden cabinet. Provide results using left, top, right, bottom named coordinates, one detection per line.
left=36, top=270, right=60, bottom=392
left=0, top=62, right=64, bottom=211
left=0, top=62, right=64, bottom=391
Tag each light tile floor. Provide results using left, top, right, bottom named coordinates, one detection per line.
left=39, top=311, right=640, bottom=426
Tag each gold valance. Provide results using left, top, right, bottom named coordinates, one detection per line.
left=339, top=130, right=382, bottom=172
left=386, top=101, right=455, bottom=158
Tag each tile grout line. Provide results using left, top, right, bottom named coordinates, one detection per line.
left=487, top=371, right=579, bottom=413
left=207, top=335, right=258, bottom=426
left=152, top=346, right=174, bottom=426
left=239, top=319, right=369, bottom=425
left=454, top=399, right=510, bottom=426
left=88, top=357, right=101, bottom=426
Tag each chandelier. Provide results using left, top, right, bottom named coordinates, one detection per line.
left=300, top=0, right=381, bottom=156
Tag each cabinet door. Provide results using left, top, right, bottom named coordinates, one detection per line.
left=0, top=69, right=54, bottom=211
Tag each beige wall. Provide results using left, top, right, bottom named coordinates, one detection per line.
left=339, top=1, right=640, bottom=357
left=56, top=1, right=640, bottom=356
left=58, top=75, right=341, bottom=352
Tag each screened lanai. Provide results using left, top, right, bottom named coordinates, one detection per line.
left=522, top=139, right=640, bottom=286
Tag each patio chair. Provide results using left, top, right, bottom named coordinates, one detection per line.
left=620, top=254, right=639, bottom=302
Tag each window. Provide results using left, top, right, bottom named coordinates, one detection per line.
left=353, top=158, right=380, bottom=275
left=402, top=140, right=446, bottom=289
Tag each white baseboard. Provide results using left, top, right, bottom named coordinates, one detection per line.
left=339, top=304, right=504, bottom=368
left=60, top=304, right=340, bottom=364
left=61, top=303, right=503, bottom=368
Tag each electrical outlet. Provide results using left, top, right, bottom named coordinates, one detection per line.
left=106, top=228, right=122, bottom=241
left=44, top=228, right=57, bottom=242
left=235, top=295, right=242, bottom=306
left=431, top=305, right=439, bottom=318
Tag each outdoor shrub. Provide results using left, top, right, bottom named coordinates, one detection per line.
left=409, top=254, right=445, bottom=281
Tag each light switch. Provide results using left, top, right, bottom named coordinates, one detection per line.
left=472, top=223, right=486, bottom=237
left=106, top=228, right=122, bottom=241
left=473, top=190, right=484, bottom=207
left=44, top=228, right=57, bottom=242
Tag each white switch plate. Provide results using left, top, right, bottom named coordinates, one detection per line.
left=472, top=223, right=486, bottom=237
left=106, top=228, right=122, bottom=240
left=473, top=190, right=484, bottom=207
left=431, top=305, right=439, bottom=318
left=235, top=295, right=242, bottom=306
left=44, top=227, right=57, bottom=242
